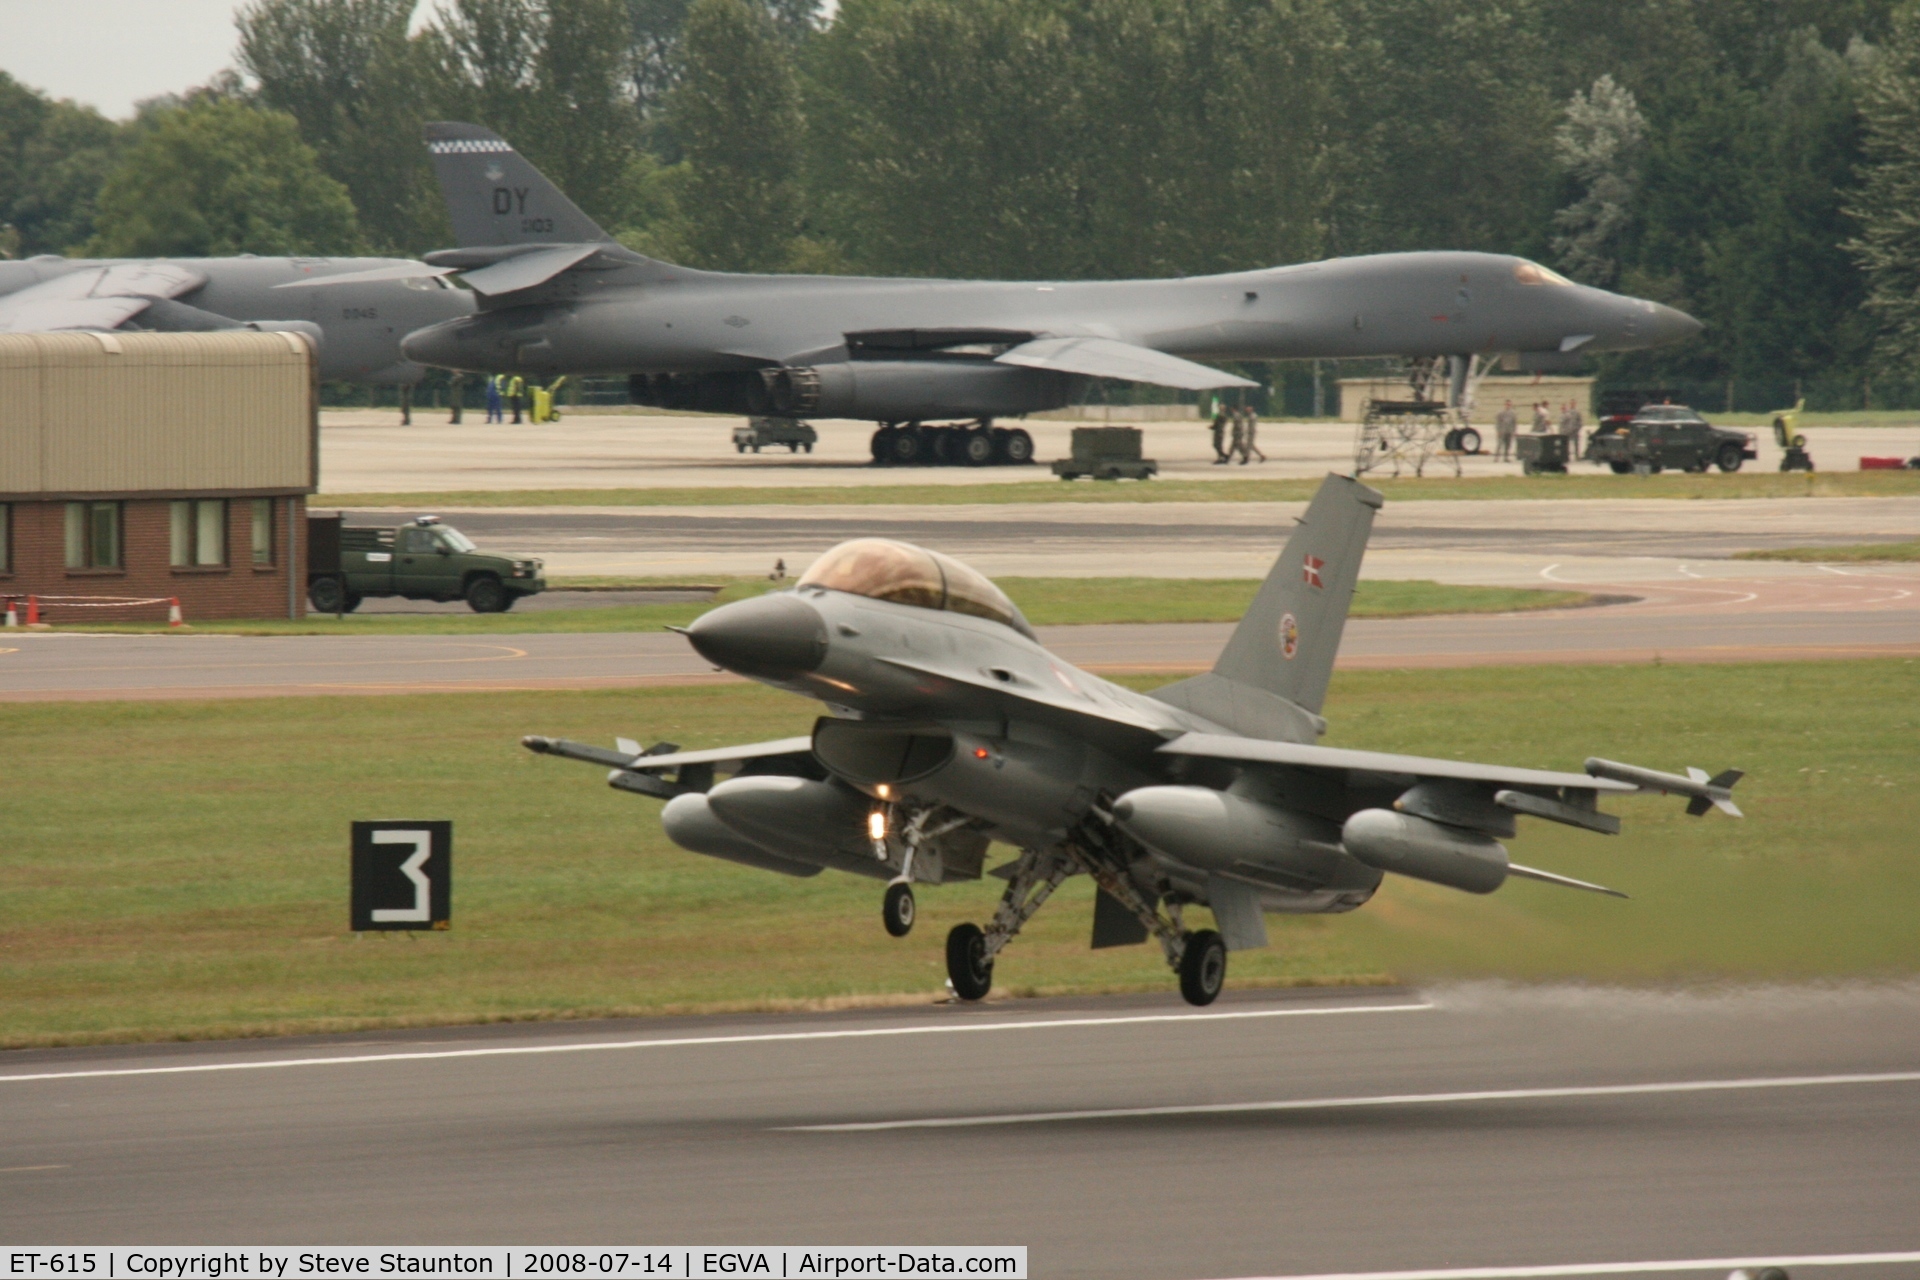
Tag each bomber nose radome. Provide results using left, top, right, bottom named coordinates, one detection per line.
left=685, top=592, right=827, bottom=679
left=1649, top=302, right=1703, bottom=344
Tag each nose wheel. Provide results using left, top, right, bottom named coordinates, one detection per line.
left=882, top=881, right=916, bottom=937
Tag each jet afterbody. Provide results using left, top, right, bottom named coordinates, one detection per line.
left=524, top=475, right=1743, bottom=1005
left=0, top=253, right=473, bottom=386
left=402, top=123, right=1701, bottom=464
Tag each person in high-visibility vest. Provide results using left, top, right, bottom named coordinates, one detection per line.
left=485, top=374, right=503, bottom=423
left=507, top=374, right=526, bottom=424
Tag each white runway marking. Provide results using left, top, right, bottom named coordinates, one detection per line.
left=1200, top=1249, right=1920, bottom=1280
left=0, top=1001, right=1431, bottom=1084
left=787, top=1068, right=1920, bottom=1131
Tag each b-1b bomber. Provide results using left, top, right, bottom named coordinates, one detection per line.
left=525, top=476, right=1742, bottom=1004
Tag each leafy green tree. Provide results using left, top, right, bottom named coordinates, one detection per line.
left=1549, top=76, right=1645, bottom=287
left=237, top=0, right=440, bottom=254
left=666, top=0, right=806, bottom=270
left=0, top=72, right=122, bottom=256
left=1850, top=5, right=1920, bottom=372
left=86, top=97, right=362, bottom=257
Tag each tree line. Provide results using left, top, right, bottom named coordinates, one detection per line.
left=4, top=0, right=1920, bottom=403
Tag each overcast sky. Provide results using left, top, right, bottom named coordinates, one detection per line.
left=0, top=0, right=431, bottom=120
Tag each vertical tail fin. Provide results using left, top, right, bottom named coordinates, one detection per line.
left=1212, top=473, right=1383, bottom=714
left=423, top=122, right=612, bottom=248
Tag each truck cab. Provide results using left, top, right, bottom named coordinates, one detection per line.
left=308, top=515, right=545, bottom=613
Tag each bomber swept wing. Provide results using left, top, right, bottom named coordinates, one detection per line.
left=996, top=335, right=1258, bottom=390
left=0, top=262, right=205, bottom=333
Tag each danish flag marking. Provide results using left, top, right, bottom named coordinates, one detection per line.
left=1303, top=556, right=1325, bottom=588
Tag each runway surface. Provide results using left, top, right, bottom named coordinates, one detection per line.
left=5, top=984, right=1918, bottom=1277
left=337, top=495, right=1920, bottom=580
left=3, top=568, right=1915, bottom=699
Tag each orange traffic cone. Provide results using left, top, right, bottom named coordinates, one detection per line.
left=168, top=598, right=184, bottom=628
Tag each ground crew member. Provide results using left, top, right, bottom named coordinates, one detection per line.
left=1532, top=401, right=1552, bottom=433
left=1210, top=408, right=1230, bottom=463
left=1240, top=406, right=1266, bottom=463
left=1495, top=400, right=1518, bottom=461
left=1228, top=409, right=1246, bottom=463
left=507, top=374, right=526, bottom=425
left=485, top=375, right=503, bottom=423
left=1560, top=400, right=1583, bottom=460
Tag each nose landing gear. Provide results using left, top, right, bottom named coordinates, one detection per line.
left=882, top=881, right=916, bottom=937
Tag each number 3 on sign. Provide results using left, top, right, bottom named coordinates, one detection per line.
left=351, top=820, right=452, bottom=931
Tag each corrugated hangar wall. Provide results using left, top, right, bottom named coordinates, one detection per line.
left=0, top=331, right=315, bottom=498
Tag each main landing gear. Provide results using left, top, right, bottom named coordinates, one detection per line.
left=942, top=808, right=1232, bottom=1007
left=871, top=420, right=1034, bottom=467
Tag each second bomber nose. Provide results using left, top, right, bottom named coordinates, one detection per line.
left=684, top=592, right=828, bottom=680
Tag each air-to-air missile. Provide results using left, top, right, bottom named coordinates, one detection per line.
left=524, top=474, right=1743, bottom=1006
left=396, top=122, right=1701, bottom=464
left=0, top=254, right=473, bottom=388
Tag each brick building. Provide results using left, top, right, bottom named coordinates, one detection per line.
left=0, top=331, right=316, bottom=623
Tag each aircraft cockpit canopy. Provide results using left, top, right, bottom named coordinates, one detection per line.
left=1512, top=259, right=1575, bottom=286
left=798, top=538, right=1035, bottom=638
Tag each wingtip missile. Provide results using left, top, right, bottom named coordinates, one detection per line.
left=1585, top=757, right=1744, bottom=817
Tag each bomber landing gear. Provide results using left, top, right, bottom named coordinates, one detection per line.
left=870, top=420, right=1034, bottom=468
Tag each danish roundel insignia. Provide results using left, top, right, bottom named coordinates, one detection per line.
left=1280, top=612, right=1300, bottom=659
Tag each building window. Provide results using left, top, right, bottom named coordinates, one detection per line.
left=251, top=498, right=275, bottom=566
left=170, top=499, right=227, bottom=567
left=65, top=501, right=121, bottom=570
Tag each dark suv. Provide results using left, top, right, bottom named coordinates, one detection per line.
left=1585, top=405, right=1757, bottom=474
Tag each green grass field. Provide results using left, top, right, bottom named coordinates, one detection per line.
left=3, top=659, right=1914, bottom=1048
left=320, top=469, right=1920, bottom=510
left=1736, top=539, right=1920, bottom=563
left=42, top=577, right=1594, bottom=635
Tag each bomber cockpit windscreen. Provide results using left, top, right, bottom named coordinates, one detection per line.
left=798, top=538, right=1035, bottom=638
left=1513, top=260, right=1575, bottom=286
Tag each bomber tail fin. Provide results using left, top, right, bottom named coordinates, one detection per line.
left=1151, top=474, right=1381, bottom=738
left=423, top=122, right=613, bottom=248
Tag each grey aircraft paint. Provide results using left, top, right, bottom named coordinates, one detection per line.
left=524, top=475, right=1742, bottom=1006
left=401, top=123, right=1701, bottom=429
left=0, top=254, right=473, bottom=385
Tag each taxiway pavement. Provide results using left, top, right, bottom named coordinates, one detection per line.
left=4, top=984, right=1917, bottom=1278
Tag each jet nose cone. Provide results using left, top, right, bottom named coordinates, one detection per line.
left=685, top=592, right=827, bottom=680
left=1652, top=302, right=1703, bottom=344
left=400, top=323, right=454, bottom=365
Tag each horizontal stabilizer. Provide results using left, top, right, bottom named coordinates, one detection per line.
left=273, top=262, right=454, bottom=289
left=457, top=243, right=603, bottom=296
left=1506, top=862, right=1629, bottom=899
left=997, top=336, right=1256, bottom=390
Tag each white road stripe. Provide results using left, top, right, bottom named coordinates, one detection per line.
left=0, top=1001, right=1431, bottom=1084
left=786, top=1069, right=1920, bottom=1131
left=1199, top=1249, right=1920, bottom=1280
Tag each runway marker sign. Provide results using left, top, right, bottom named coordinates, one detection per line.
left=351, top=821, right=451, bottom=931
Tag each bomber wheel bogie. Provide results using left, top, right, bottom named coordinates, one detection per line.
left=1178, top=929, right=1227, bottom=1006
left=883, top=882, right=916, bottom=937
left=946, top=922, right=993, bottom=1001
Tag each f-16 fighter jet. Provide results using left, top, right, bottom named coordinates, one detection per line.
left=0, top=253, right=473, bottom=386
left=525, top=475, right=1742, bottom=1006
left=403, top=122, right=1700, bottom=465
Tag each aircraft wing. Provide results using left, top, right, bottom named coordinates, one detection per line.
left=0, top=262, right=206, bottom=333
left=456, top=243, right=603, bottom=296
left=875, top=655, right=1173, bottom=755
left=1157, top=732, right=1637, bottom=794
left=996, top=336, right=1257, bottom=390
left=524, top=734, right=814, bottom=773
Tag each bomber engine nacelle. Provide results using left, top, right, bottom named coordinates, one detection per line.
left=1111, top=786, right=1380, bottom=894
left=1340, top=808, right=1509, bottom=894
left=630, top=360, right=1078, bottom=421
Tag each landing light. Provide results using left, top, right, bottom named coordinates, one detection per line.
left=868, top=810, right=887, bottom=841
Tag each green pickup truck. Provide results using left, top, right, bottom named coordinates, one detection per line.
left=307, top=515, right=545, bottom=614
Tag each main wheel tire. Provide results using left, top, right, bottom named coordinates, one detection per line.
left=930, top=427, right=961, bottom=466
left=1003, top=428, right=1035, bottom=465
left=882, top=882, right=916, bottom=937
left=945, top=923, right=993, bottom=1001
left=888, top=426, right=926, bottom=465
left=871, top=427, right=896, bottom=463
left=1178, top=929, right=1227, bottom=1006
left=465, top=576, right=508, bottom=613
left=1456, top=427, right=1482, bottom=455
left=308, top=576, right=346, bottom=614
left=341, top=591, right=363, bottom=613
left=961, top=427, right=995, bottom=466
left=1609, top=461, right=1633, bottom=474
left=1716, top=444, right=1744, bottom=473
left=1443, top=428, right=1462, bottom=451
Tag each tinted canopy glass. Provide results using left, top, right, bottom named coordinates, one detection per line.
left=1512, top=260, right=1574, bottom=286
left=799, top=538, right=1033, bottom=636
